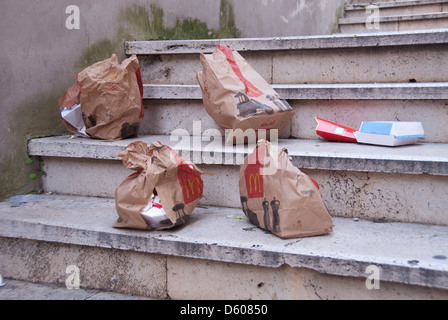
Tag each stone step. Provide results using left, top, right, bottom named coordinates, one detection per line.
left=350, top=0, right=443, bottom=4
left=345, top=0, right=448, bottom=18
left=0, top=278, right=155, bottom=300
left=143, top=83, right=448, bottom=100
left=127, top=29, right=448, bottom=84
left=141, top=83, right=448, bottom=143
left=1, top=194, right=447, bottom=299
left=28, top=135, right=448, bottom=225
left=340, top=12, right=448, bottom=33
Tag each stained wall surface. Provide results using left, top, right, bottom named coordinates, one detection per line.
left=0, top=0, right=346, bottom=200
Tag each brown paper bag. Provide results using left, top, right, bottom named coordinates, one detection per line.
left=114, top=141, right=207, bottom=230
left=239, top=140, right=333, bottom=239
left=77, top=54, right=144, bottom=140
left=197, top=45, right=295, bottom=144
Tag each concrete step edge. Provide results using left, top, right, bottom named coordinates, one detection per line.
left=1, top=194, right=447, bottom=290
left=143, top=82, right=448, bottom=100
left=339, top=12, right=448, bottom=24
left=28, top=135, right=448, bottom=176
left=346, top=0, right=448, bottom=11
left=125, top=29, right=448, bottom=55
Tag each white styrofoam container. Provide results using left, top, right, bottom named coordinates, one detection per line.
left=354, top=121, right=425, bottom=147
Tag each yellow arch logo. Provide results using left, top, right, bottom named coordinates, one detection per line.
left=184, top=177, right=202, bottom=199
left=109, top=72, right=118, bottom=81
left=249, top=173, right=261, bottom=194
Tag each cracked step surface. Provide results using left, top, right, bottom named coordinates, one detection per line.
left=0, top=194, right=447, bottom=291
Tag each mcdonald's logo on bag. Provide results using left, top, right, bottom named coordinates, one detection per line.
left=177, top=163, right=204, bottom=205
left=184, top=177, right=202, bottom=199
left=109, top=72, right=118, bottom=82
left=244, top=142, right=265, bottom=199
left=249, top=173, right=262, bottom=194
left=245, top=169, right=264, bottom=199
left=245, top=166, right=264, bottom=199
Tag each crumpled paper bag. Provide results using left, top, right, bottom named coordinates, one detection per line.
left=58, top=54, right=144, bottom=140
left=114, top=141, right=210, bottom=230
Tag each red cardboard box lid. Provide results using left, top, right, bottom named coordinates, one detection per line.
left=315, top=117, right=357, bottom=143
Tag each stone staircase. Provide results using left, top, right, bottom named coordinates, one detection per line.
left=1, top=29, right=448, bottom=299
left=340, top=0, right=448, bottom=33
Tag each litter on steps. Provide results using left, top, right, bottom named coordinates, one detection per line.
left=59, top=54, right=144, bottom=141
left=114, top=141, right=211, bottom=231
left=197, top=45, right=295, bottom=145
left=315, top=117, right=425, bottom=147
left=239, top=140, right=333, bottom=239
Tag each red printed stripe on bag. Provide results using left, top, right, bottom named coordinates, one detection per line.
left=217, top=45, right=263, bottom=98
left=136, top=67, right=144, bottom=119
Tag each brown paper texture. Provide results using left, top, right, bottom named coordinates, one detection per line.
left=239, top=140, right=333, bottom=239
left=197, top=46, right=295, bottom=144
left=77, top=54, right=143, bottom=140
left=114, top=141, right=206, bottom=230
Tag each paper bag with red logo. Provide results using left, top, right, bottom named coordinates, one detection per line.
left=197, top=45, right=295, bottom=144
left=114, top=141, right=207, bottom=230
left=239, top=140, right=333, bottom=239
left=76, top=54, right=144, bottom=140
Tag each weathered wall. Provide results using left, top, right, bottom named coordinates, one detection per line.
left=0, top=0, right=346, bottom=201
